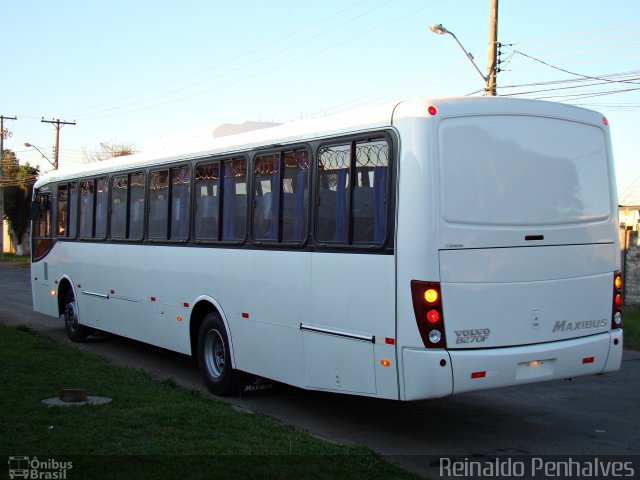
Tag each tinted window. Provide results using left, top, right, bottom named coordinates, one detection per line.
left=110, top=175, right=128, bottom=239
left=316, top=144, right=350, bottom=243
left=79, top=180, right=94, bottom=237
left=148, top=170, right=169, bottom=239
left=68, top=181, right=78, bottom=238
left=282, top=150, right=309, bottom=243
left=57, top=184, right=68, bottom=237
left=170, top=166, right=190, bottom=240
left=194, top=162, right=220, bottom=240
left=95, top=177, right=109, bottom=239
left=315, top=138, right=389, bottom=245
left=253, top=154, right=280, bottom=241
left=354, top=140, right=388, bottom=243
left=129, top=173, right=145, bottom=240
left=221, top=158, right=247, bottom=241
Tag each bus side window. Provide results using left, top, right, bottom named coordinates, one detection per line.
left=57, top=184, right=68, bottom=237
left=148, top=169, right=169, bottom=239
left=170, top=166, right=190, bottom=240
left=221, top=158, right=247, bottom=241
left=79, top=179, right=95, bottom=238
left=94, top=177, right=108, bottom=239
left=68, top=181, right=78, bottom=238
left=110, top=175, right=128, bottom=239
left=316, top=144, right=350, bottom=243
left=282, top=150, right=309, bottom=243
left=353, top=140, right=388, bottom=244
left=194, top=162, right=220, bottom=240
left=32, top=191, right=53, bottom=260
left=314, top=138, right=389, bottom=246
left=129, top=172, right=145, bottom=240
left=253, top=154, right=280, bottom=241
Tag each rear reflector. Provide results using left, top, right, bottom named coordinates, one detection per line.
left=471, top=371, right=486, bottom=379
left=582, top=356, right=595, bottom=364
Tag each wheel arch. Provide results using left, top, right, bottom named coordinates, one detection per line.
left=189, top=295, right=236, bottom=368
left=56, top=276, right=77, bottom=316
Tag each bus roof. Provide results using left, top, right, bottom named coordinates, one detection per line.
left=34, top=97, right=605, bottom=188
left=34, top=99, right=400, bottom=188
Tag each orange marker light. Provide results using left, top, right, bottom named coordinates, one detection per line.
left=615, top=275, right=622, bottom=290
left=381, top=359, right=391, bottom=367
left=424, top=289, right=438, bottom=304
left=177, top=316, right=183, bottom=322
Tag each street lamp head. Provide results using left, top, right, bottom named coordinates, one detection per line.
left=24, top=142, right=33, bottom=147
left=429, top=24, right=449, bottom=35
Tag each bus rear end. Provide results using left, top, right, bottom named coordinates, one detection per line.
left=394, top=98, right=622, bottom=400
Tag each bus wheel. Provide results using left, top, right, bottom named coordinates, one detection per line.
left=63, top=290, right=88, bottom=342
left=197, top=312, right=237, bottom=396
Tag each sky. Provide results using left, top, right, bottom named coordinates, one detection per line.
left=2, top=0, right=639, bottom=204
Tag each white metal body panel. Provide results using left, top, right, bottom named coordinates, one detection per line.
left=449, top=331, right=621, bottom=394
left=391, top=97, right=620, bottom=400
left=439, top=245, right=615, bottom=347
left=31, top=97, right=621, bottom=401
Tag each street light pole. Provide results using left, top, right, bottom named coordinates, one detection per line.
left=429, top=0, right=499, bottom=95
left=24, top=143, right=54, bottom=169
left=486, top=0, right=499, bottom=96
left=429, top=24, right=488, bottom=86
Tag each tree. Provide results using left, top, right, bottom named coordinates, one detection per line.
left=82, top=140, right=136, bottom=163
left=2, top=149, right=40, bottom=255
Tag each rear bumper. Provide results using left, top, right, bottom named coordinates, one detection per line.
left=449, top=330, right=622, bottom=394
left=401, top=330, right=622, bottom=400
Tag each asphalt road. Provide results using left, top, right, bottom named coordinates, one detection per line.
left=1, top=261, right=638, bottom=478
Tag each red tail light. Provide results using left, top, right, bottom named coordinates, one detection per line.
left=611, top=271, right=623, bottom=330
left=411, top=280, right=447, bottom=348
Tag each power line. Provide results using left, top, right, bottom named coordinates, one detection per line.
left=66, top=0, right=402, bottom=119
left=75, top=0, right=446, bottom=121
left=512, top=51, right=640, bottom=85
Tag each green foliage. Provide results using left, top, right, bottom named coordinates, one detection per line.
left=2, top=149, right=39, bottom=247
left=623, top=306, right=640, bottom=350
left=0, top=324, right=417, bottom=479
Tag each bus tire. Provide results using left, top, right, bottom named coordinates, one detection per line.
left=63, top=290, right=89, bottom=342
left=197, top=312, right=237, bottom=396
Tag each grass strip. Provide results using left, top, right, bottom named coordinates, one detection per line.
left=623, top=306, right=640, bottom=350
left=0, top=324, right=417, bottom=479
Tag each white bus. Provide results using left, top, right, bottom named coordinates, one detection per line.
left=31, top=97, right=623, bottom=400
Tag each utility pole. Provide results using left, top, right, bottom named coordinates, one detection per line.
left=485, top=0, right=499, bottom=96
left=41, top=118, right=76, bottom=170
left=1, top=115, right=18, bottom=259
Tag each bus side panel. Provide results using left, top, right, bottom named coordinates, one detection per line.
left=305, top=253, right=397, bottom=398
left=225, top=250, right=310, bottom=386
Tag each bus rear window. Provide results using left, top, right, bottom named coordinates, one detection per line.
left=438, top=116, right=611, bottom=226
